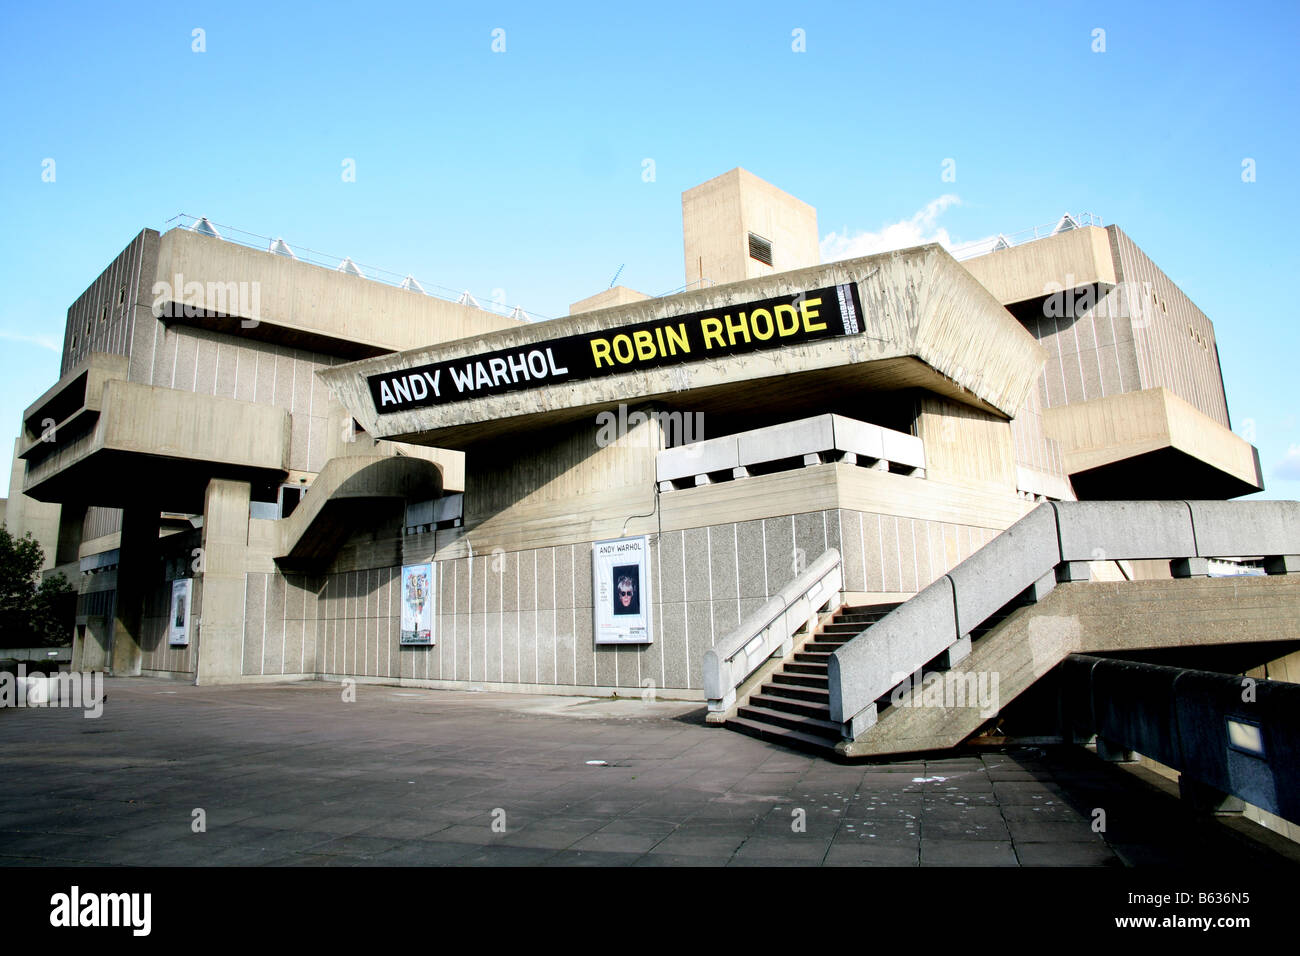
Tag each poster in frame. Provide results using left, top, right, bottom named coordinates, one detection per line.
left=592, top=535, right=652, bottom=644
left=400, top=564, right=436, bottom=645
left=168, top=578, right=192, bottom=647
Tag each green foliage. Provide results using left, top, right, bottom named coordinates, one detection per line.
left=0, top=526, right=74, bottom=648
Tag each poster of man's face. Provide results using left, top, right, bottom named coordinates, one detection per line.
left=613, top=565, right=639, bottom=615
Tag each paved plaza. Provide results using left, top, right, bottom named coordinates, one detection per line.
left=0, top=678, right=1293, bottom=867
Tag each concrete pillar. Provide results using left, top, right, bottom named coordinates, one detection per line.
left=1056, top=561, right=1091, bottom=583
left=1179, top=776, right=1245, bottom=815
left=1025, top=570, right=1057, bottom=603
left=1171, top=557, right=1211, bottom=578
left=939, top=635, right=972, bottom=669
left=195, top=479, right=250, bottom=685
left=74, top=616, right=110, bottom=672
left=111, top=508, right=160, bottom=676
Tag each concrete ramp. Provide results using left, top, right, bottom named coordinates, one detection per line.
left=275, top=455, right=441, bottom=571
left=836, top=574, right=1300, bottom=759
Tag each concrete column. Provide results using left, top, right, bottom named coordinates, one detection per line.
left=74, top=616, right=110, bottom=671
left=111, top=508, right=160, bottom=676
left=195, top=479, right=250, bottom=685
left=1056, top=561, right=1092, bottom=583
left=1171, top=557, right=1211, bottom=578
left=1179, top=776, right=1245, bottom=815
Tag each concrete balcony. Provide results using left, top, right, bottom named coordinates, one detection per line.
left=960, top=225, right=1118, bottom=307
left=150, top=227, right=523, bottom=359
left=19, top=352, right=128, bottom=458
left=23, top=378, right=290, bottom=512
left=1043, top=387, right=1263, bottom=499
left=656, top=413, right=925, bottom=491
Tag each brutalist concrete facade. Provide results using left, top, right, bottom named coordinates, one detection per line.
left=3, top=170, right=1273, bottom=703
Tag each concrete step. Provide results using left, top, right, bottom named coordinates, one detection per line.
left=794, top=650, right=832, bottom=663
left=749, top=691, right=832, bottom=720
left=771, top=671, right=828, bottom=689
left=762, top=682, right=829, bottom=704
left=737, top=703, right=842, bottom=739
left=784, top=661, right=828, bottom=676
left=803, top=640, right=849, bottom=654
left=726, top=716, right=840, bottom=756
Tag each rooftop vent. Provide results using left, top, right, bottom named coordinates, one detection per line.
left=399, top=275, right=426, bottom=294
left=337, top=257, right=365, bottom=277
left=268, top=237, right=296, bottom=259
left=193, top=217, right=222, bottom=239
left=991, top=234, right=1013, bottom=251
left=510, top=305, right=531, bottom=322
left=1052, top=213, right=1080, bottom=235
left=457, top=290, right=481, bottom=309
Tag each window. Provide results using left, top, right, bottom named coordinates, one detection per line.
left=748, top=232, right=773, bottom=266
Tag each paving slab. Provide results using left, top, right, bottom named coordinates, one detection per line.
left=0, top=678, right=1293, bottom=869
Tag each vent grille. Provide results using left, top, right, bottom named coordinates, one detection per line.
left=748, top=233, right=773, bottom=266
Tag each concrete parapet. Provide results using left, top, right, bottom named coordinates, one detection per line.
left=737, top=415, right=836, bottom=468
left=947, top=503, right=1059, bottom=637
left=1053, top=500, right=1196, bottom=562
left=657, top=435, right=739, bottom=483
left=1187, top=499, right=1300, bottom=559
left=829, top=575, right=957, bottom=727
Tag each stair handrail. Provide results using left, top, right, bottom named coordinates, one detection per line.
left=829, top=499, right=1300, bottom=740
left=703, top=547, right=843, bottom=718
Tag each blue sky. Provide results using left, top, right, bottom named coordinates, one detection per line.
left=2, top=1, right=1297, bottom=498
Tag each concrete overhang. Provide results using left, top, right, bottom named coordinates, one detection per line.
left=150, top=227, right=524, bottom=359
left=22, top=378, right=290, bottom=511
left=1043, top=387, right=1264, bottom=499
left=19, top=352, right=128, bottom=456
left=960, top=225, right=1117, bottom=307
left=275, top=454, right=442, bottom=572
left=320, top=245, right=1049, bottom=450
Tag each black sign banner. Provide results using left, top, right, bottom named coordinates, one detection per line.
left=368, top=282, right=864, bottom=414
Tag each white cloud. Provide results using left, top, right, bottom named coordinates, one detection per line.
left=1274, top=444, right=1300, bottom=481
left=821, top=195, right=962, bottom=261
left=0, top=330, right=59, bottom=351
left=821, top=194, right=1001, bottom=262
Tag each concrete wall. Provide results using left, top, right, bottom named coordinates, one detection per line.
left=131, top=323, right=342, bottom=474
left=64, top=229, right=158, bottom=378
left=1111, top=226, right=1231, bottom=428
left=238, top=506, right=1003, bottom=692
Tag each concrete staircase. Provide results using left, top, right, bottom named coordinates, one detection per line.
left=727, top=603, right=901, bottom=755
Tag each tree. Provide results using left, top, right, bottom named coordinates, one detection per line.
left=0, top=526, right=74, bottom=648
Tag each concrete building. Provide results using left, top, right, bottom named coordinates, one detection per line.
left=6, top=172, right=1297, bottom=822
